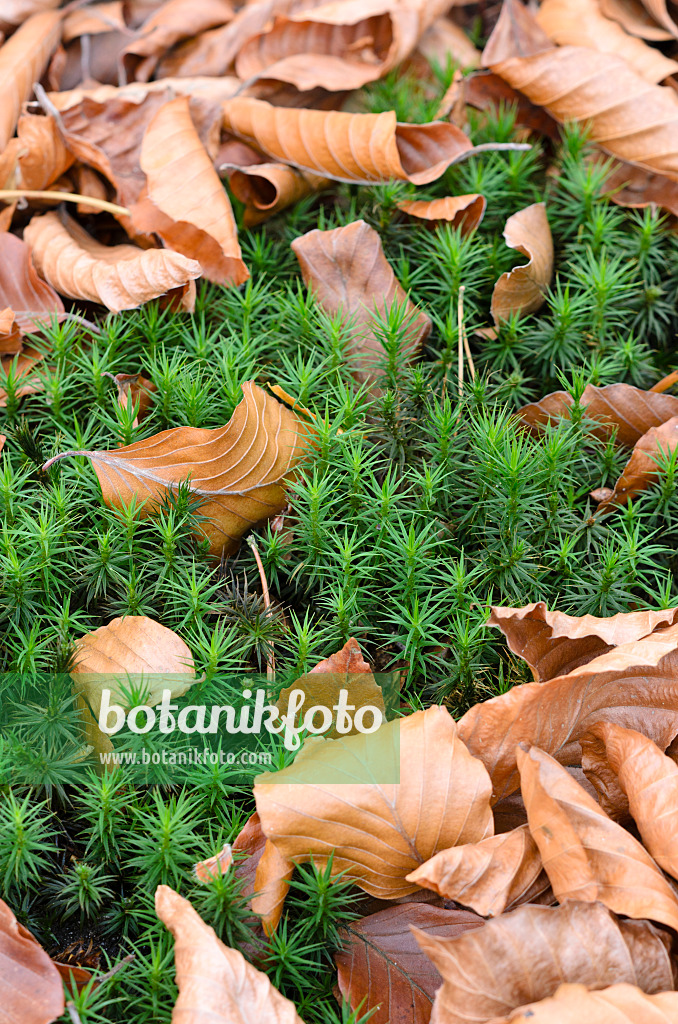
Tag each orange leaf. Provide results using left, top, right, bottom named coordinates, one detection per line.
left=601, top=0, right=675, bottom=39
left=0, top=898, right=65, bottom=1024
left=155, top=885, right=305, bottom=1023
left=396, top=194, right=486, bottom=235
left=23, top=210, right=202, bottom=314
left=596, top=416, right=678, bottom=509
left=251, top=840, right=294, bottom=937
left=194, top=843, right=234, bottom=883
left=501, top=983, right=678, bottom=1024
left=0, top=11, right=62, bottom=151
left=223, top=160, right=329, bottom=227
left=491, top=202, right=553, bottom=325
left=15, top=112, right=75, bottom=191
left=518, top=744, right=678, bottom=930
left=122, top=0, right=234, bottom=83
left=0, top=0, right=60, bottom=30
left=291, top=219, right=430, bottom=383
left=603, top=159, right=678, bottom=218
left=417, top=17, right=481, bottom=71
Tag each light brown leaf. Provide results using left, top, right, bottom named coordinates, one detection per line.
left=223, top=161, right=329, bottom=227
left=62, top=2, right=127, bottom=43
left=194, top=843, right=234, bottom=884
left=155, top=885, right=305, bottom=1024
left=231, top=811, right=268, bottom=900
left=488, top=601, right=678, bottom=682
left=234, top=0, right=450, bottom=92
left=251, top=840, right=294, bottom=937
left=131, top=96, right=248, bottom=286
left=406, top=825, right=549, bottom=917
left=640, top=0, right=678, bottom=37
left=0, top=897, right=65, bottom=1024
left=600, top=0, right=674, bottom=39
left=415, top=901, right=674, bottom=1024
left=44, top=380, right=313, bottom=558
left=519, top=381, right=678, bottom=447
left=106, top=372, right=156, bottom=425
left=0, top=0, right=60, bottom=30
left=50, top=76, right=242, bottom=112
left=254, top=705, right=494, bottom=899
left=603, top=159, right=678, bottom=218
left=491, top=202, right=553, bottom=325
left=501, top=982, right=678, bottom=1024
left=0, top=232, right=64, bottom=352
left=221, top=96, right=517, bottom=185
left=23, top=210, right=202, bottom=314
left=122, top=0, right=234, bottom=82
left=457, top=623, right=678, bottom=801
left=518, top=744, right=678, bottom=930
left=597, top=417, right=678, bottom=509
left=417, top=16, right=481, bottom=71
left=396, top=195, right=486, bottom=235
left=483, top=0, right=678, bottom=181
left=536, top=0, right=678, bottom=82
left=465, top=69, right=560, bottom=140
left=291, top=219, right=430, bottom=383
left=15, top=112, right=75, bottom=191
left=335, top=904, right=485, bottom=1024
left=0, top=11, right=62, bottom=152
left=587, top=721, right=678, bottom=880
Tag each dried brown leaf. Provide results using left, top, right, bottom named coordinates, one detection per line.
left=61, top=3, right=127, bottom=43
left=465, top=69, right=560, bottom=140
left=457, top=622, right=678, bottom=801
left=107, top=372, right=156, bottom=424
left=484, top=0, right=678, bottom=181
left=597, top=417, right=678, bottom=509
left=335, top=904, right=485, bottom=1024
left=640, top=0, right=678, bottom=37
left=0, top=11, right=62, bottom=151
left=0, top=232, right=64, bottom=352
left=406, top=825, right=549, bottom=917
left=519, top=381, right=678, bottom=447
left=488, top=601, right=678, bottom=682
left=44, top=380, right=313, bottom=558
left=491, top=202, right=553, bottom=325
left=417, top=17, right=480, bottom=71
left=415, top=901, right=674, bottom=1024
left=291, top=219, right=430, bottom=383
left=232, top=811, right=268, bottom=899
left=50, top=76, right=242, bottom=112
left=501, top=983, right=678, bottom=1024
left=600, top=0, right=674, bottom=39
left=396, top=194, right=486, bottom=235
left=254, top=705, right=494, bottom=899
left=155, top=885, right=305, bottom=1023
left=194, top=843, right=233, bottom=883
left=519, top=744, right=678, bottom=930
left=603, top=159, right=678, bottom=217
left=0, top=0, right=60, bottom=30
left=0, top=347, right=44, bottom=407
left=0, top=897, right=65, bottom=1024
left=15, top=113, right=74, bottom=191
left=587, top=721, right=678, bottom=880
left=223, top=161, right=329, bottom=227
left=23, top=210, right=202, bottom=314
left=536, top=0, right=678, bottom=82
left=221, top=97, right=514, bottom=184
left=131, top=96, right=248, bottom=286
left=251, top=840, right=294, bottom=937
left=122, top=0, right=234, bottom=82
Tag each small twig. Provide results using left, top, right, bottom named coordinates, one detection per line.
left=246, top=535, right=275, bottom=681
left=457, top=285, right=465, bottom=398
left=96, top=953, right=135, bottom=986
left=33, top=82, right=66, bottom=134
left=0, top=190, right=130, bottom=216
left=651, top=370, right=678, bottom=393
left=66, top=1004, right=83, bottom=1024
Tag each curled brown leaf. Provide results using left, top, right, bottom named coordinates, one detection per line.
left=396, top=194, right=486, bottom=235
left=596, top=417, right=678, bottom=510
left=491, top=202, right=553, bottom=325
left=500, top=983, right=678, bottom=1024
left=0, top=898, right=65, bottom=1024
left=0, top=10, right=62, bottom=151
left=0, top=232, right=64, bottom=353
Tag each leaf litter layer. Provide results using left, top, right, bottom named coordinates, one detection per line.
left=5, top=1, right=678, bottom=1023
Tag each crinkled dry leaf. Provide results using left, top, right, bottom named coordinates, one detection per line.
left=501, top=982, right=678, bottom=1024
left=0, top=10, right=62, bottom=151
left=292, top=219, right=430, bottom=383
left=251, top=840, right=294, bottom=937
left=484, top=0, right=678, bottom=181
left=597, top=417, right=678, bottom=510
left=276, top=638, right=385, bottom=738
left=0, top=897, right=65, bottom=1024
left=131, top=96, right=248, bottom=286
left=415, top=901, right=674, bottom=1024
left=234, top=0, right=450, bottom=92
left=0, top=233, right=64, bottom=355
left=491, top=202, right=553, bottom=325
left=457, top=623, right=678, bottom=801
left=335, top=904, right=485, bottom=1024
left=488, top=601, right=678, bottom=682
left=396, top=195, right=486, bottom=235
left=519, top=381, right=678, bottom=447
left=15, top=112, right=75, bottom=191
left=223, top=161, right=329, bottom=227
left=536, top=0, right=678, bottom=82
left=588, top=721, right=678, bottom=880
left=50, top=76, right=242, bottom=112
left=44, top=380, right=313, bottom=558
left=601, top=0, right=675, bottom=39
left=518, top=744, right=678, bottom=930
left=221, top=97, right=515, bottom=185
left=155, top=885, right=305, bottom=1024
left=122, top=0, right=234, bottom=82
left=406, top=825, right=549, bottom=917
left=254, top=705, right=493, bottom=898
left=23, top=210, right=202, bottom=314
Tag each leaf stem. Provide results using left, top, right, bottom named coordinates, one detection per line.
left=247, top=534, right=276, bottom=681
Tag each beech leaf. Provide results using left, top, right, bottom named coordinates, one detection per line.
left=596, top=417, right=678, bottom=509
left=406, top=824, right=550, bottom=917
left=121, top=0, right=234, bottom=83
left=291, top=219, right=431, bottom=383
left=491, top=203, right=553, bottom=325
left=43, top=380, right=313, bottom=558
left=500, top=983, right=678, bottom=1024
left=396, top=194, right=486, bottom=235
left=222, top=160, right=329, bottom=227
left=254, top=705, right=494, bottom=898
left=0, top=897, right=65, bottom=1024
left=335, top=904, right=485, bottom=1024
left=23, top=210, right=202, bottom=314
left=601, top=0, right=676, bottom=39
left=155, top=885, right=305, bottom=1023
left=0, top=10, right=62, bottom=151
left=0, top=232, right=64, bottom=354
left=518, top=744, right=678, bottom=931
left=251, top=840, right=294, bottom=937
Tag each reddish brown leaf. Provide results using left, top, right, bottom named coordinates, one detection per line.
left=491, top=203, right=553, bottom=324
left=417, top=17, right=481, bottom=71
left=396, top=195, right=486, bottom=235
left=457, top=623, right=678, bottom=801
left=415, top=901, right=674, bottom=1024
left=0, top=897, right=65, bottom=1024
left=519, top=744, right=678, bottom=930
left=597, top=417, right=678, bottom=509
left=0, top=347, right=44, bottom=407
left=465, top=70, right=560, bottom=140
left=335, top=904, right=485, bottom=1024
left=291, top=219, right=430, bottom=384
left=232, top=811, right=268, bottom=899
left=106, top=372, right=156, bottom=424
left=488, top=601, right=678, bottom=682
left=519, top=381, right=678, bottom=447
